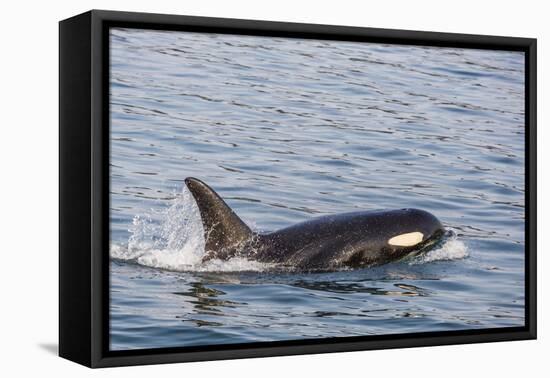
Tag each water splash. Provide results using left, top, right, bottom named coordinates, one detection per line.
left=110, top=185, right=274, bottom=272
left=409, top=231, right=469, bottom=265
left=112, top=185, right=203, bottom=265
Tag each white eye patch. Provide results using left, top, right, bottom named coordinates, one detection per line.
left=388, top=232, right=424, bottom=247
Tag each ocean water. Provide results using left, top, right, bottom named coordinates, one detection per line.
left=109, top=28, right=525, bottom=351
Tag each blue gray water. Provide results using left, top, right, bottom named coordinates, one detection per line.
left=109, top=28, right=525, bottom=351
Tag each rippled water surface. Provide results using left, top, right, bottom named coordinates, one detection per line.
left=109, top=28, right=525, bottom=351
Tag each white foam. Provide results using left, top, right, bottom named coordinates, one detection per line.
left=192, top=257, right=276, bottom=272
left=110, top=243, right=276, bottom=272
left=110, top=243, right=144, bottom=260
left=409, top=234, right=469, bottom=265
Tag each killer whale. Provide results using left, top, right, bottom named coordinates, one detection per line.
left=185, top=177, right=445, bottom=270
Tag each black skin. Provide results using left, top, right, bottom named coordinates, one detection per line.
left=185, top=177, right=445, bottom=271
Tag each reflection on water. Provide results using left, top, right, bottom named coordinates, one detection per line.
left=291, top=280, right=431, bottom=296
left=109, top=28, right=525, bottom=350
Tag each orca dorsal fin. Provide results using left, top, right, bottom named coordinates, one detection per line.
left=185, top=177, right=253, bottom=253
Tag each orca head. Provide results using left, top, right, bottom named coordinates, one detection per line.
left=340, top=208, right=445, bottom=268
left=387, top=208, right=445, bottom=246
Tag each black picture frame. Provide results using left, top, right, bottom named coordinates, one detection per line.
left=59, top=9, right=537, bottom=368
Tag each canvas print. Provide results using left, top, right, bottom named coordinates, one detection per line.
left=108, top=27, right=525, bottom=351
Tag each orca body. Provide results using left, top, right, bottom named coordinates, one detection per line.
left=185, top=177, right=445, bottom=270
